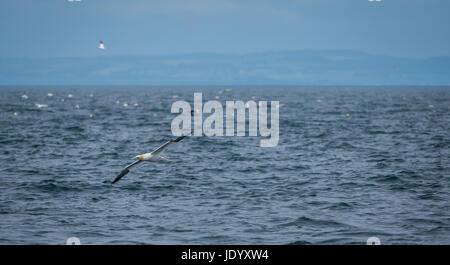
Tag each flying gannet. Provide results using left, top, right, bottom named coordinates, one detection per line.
left=99, top=41, right=106, bottom=50
left=112, top=135, right=189, bottom=184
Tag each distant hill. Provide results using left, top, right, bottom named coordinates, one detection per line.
left=1, top=50, right=450, bottom=86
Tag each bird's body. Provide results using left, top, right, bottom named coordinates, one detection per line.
left=136, top=153, right=157, bottom=161
left=99, top=41, right=106, bottom=50
left=112, top=135, right=188, bottom=184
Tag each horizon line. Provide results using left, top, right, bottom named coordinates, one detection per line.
left=2, top=49, right=449, bottom=61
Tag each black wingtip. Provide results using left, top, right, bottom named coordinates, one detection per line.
left=112, top=169, right=129, bottom=184
left=172, top=134, right=189, bottom=142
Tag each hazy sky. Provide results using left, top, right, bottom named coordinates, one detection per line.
left=1, top=0, right=449, bottom=58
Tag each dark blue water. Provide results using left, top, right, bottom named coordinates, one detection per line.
left=0, top=86, right=449, bottom=244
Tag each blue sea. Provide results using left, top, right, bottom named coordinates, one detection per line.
left=0, top=86, right=449, bottom=244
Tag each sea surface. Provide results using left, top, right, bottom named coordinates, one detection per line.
left=0, top=86, right=449, bottom=244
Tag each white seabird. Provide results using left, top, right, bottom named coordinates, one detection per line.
left=35, top=104, right=48, bottom=108
left=99, top=41, right=106, bottom=50
left=112, top=135, right=189, bottom=184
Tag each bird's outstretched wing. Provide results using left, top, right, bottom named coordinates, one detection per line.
left=112, top=160, right=143, bottom=184
left=151, top=135, right=188, bottom=156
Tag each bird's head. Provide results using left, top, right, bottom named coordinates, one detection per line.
left=136, top=154, right=144, bottom=160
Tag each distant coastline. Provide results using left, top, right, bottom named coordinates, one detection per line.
left=1, top=50, right=450, bottom=86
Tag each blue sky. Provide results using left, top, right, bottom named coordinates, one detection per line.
left=1, top=0, right=449, bottom=58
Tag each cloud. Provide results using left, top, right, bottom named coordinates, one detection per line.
left=93, top=64, right=133, bottom=76
left=92, top=0, right=304, bottom=23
